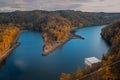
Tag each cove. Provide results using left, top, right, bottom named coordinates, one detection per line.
left=0, top=25, right=109, bottom=80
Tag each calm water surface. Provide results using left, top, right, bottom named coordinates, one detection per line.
left=0, top=25, right=109, bottom=80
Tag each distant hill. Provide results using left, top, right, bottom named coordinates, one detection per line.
left=0, top=10, right=120, bottom=29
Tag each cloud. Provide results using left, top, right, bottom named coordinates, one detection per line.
left=75, top=0, right=120, bottom=12
left=99, top=0, right=105, bottom=1
left=0, top=0, right=26, bottom=11
left=39, top=2, right=82, bottom=10
left=0, top=0, right=120, bottom=12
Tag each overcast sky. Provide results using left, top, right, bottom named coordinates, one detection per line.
left=0, top=0, right=120, bottom=12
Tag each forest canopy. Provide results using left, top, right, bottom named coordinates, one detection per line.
left=0, top=24, right=19, bottom=56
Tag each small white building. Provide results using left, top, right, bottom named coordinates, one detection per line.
left=85, top=57, right=101, bottom=69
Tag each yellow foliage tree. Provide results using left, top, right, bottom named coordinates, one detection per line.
left=0, top=24, right=19, bottom=56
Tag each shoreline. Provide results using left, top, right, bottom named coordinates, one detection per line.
left=0, top=30, right=22, bottom=63
left=42, top=38, right=70, bottom=56
left=42, top=27, right=85, bottom=56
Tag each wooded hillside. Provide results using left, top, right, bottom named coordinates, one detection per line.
left=0, top=24, right=19, bottom=56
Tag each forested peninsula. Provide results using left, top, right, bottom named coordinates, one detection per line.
left=0, top=10, right=120, bottom=56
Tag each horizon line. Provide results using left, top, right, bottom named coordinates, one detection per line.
left=0, top=9, right=120, bottom=13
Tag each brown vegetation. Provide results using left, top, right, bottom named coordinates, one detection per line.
left=0, top=24, right=19, bottom=56
left=41, top=15, right=71, bottom=55
left=60, top=67, right=83, bottom=80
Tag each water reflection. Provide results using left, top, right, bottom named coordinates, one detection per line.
left=0, top=60, right=6, bottom=69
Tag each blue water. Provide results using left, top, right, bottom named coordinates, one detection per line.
left=0, top=25, right=109, bottom=80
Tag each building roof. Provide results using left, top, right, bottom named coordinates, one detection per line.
left=85, top=57, right=101, bottom=64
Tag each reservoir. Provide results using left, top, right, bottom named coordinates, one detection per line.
left=0, top=25, right=109, bottom=80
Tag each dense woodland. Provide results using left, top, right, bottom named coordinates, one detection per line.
left=100, top=20, right=120, bottom=79
left=0, top=10, right=120, bottom=54
left=0, top=24, right=19, bottom=56
left=60, top=20, right=120, bottom=80
left=41, top=15, right=71, bottom=51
